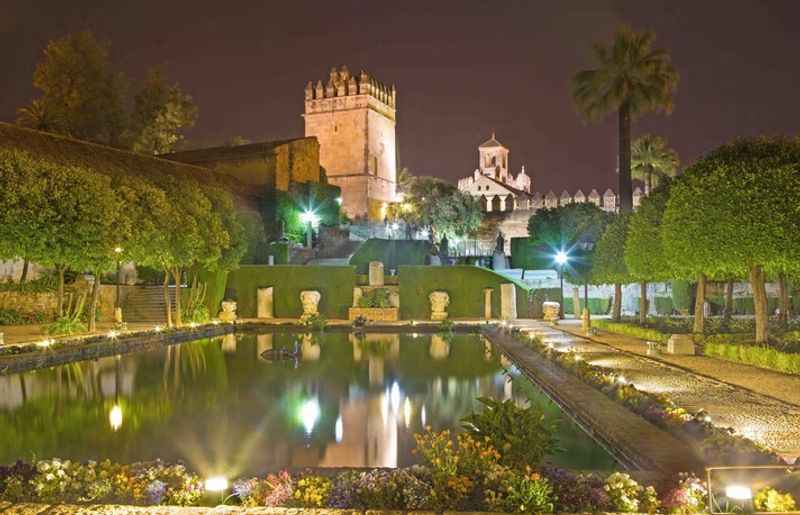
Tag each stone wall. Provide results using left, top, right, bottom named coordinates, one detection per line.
left=0, top=291, right=57, bottom=316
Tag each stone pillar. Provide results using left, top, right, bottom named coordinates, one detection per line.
left=368, top=261, right=384, bottom=286
left=257, top=287, right=274, bottom=319
left=500, top=283, right=517, bottom=320
left=499, top=195, right=507, bottom=212
left=267, top=255, right=275, bottom=265
left=353, top=287, right=363, bottom=307
left=486, top=195, right=494, bottom=212
left=483, top=288, right=493, bottom=320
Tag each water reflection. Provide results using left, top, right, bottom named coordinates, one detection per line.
left=0, top=332, right=615, bottom=474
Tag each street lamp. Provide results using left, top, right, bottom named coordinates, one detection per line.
left=554, top=250, right=569, bottom=319
left=299, top=210, right=320, bottom=248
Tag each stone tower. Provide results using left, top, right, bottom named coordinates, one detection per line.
left=478, top=133, right=509, bottom=182
left=304, top=66, right=397, bottom=220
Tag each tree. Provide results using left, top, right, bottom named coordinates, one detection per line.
left=572, top=26, right=679, bottom=213
left=21, top=31, right=127, bottom=146
left=624, top=182, right=672, bottom=325
left=591, top=214, right=631, bottom=320
left=631, top=134, right=679, bottom=194
left=405, top=176, right=482, bottom=241
left=662, top=138, right=800, bottom=343
left=129, top=67, right=198, bottom=154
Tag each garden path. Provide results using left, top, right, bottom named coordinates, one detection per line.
left=508, top=320, right=800, bottom=463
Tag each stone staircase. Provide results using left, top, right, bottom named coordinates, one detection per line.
left=122, top=286, right=177, bottom=322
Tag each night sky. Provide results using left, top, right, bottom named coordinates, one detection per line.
left=2, top=0, right=799, bottom=193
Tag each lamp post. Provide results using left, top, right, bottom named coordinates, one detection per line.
left=555, top=250, right=568, bottom=319
left=300, top=211, right=319, bottom=249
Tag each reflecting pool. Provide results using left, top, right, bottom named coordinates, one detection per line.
left=0, top=331, right=616, bottom=475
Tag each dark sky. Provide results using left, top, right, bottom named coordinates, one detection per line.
left=2, top=0, right=799, bottom=193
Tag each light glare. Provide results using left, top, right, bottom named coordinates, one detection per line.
left=204, top=476, right=229, bottom=493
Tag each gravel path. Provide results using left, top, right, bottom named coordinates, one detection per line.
left=511, top=320, right=800, bottom=462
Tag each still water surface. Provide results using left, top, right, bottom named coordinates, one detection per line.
left=0, top=331, right=615, bottom=475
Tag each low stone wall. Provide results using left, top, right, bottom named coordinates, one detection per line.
left=0, top=291, right=57, bottom=316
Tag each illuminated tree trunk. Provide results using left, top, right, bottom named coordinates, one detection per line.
left=88, top=271, right=101, bottom=332
left=162, top=270, right=172, bottom=328
left=639, top=281, right=647, bottom=324
left=750, top=265, right=768, bottom=344
left=778, top=273, right=790, bottom=325
left=618, top=101, right=633, bottom=213
left=172, top=267, right=183, bottom=327
left=723, top=279, right=734, bottom=322
left=612, top=283, right=622, bottom=321
left=20, top=259, right=29, bottom=284
left=693, top=274, right=706, bottom=335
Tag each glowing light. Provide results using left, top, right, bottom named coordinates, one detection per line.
left=411, top=333, right=419, bottom=338
left=109, top=404, right=123, bottom=431
left=420, top=229, right=429, bottom=238
left=555, top=250, right=569, bottom=265
left=703, top=415, right=712, bottom=423
left=298, top=398, right=321, bottom=434
left=391, top=222, right=399, bottom=231
left=114, top=246, right=123, bottom=254
left=616, top=375, right=627, bottom=385
left=204, top=476, right=229, bottom=493
left=153, top=325, right=163, bottom=333
left=36, top=338, right=54, bottom=348
left=725, top=485, right=752, bottom=500
left=107, top=330, right=119, bottom=340
left=211, top=319, right=220, bottom=325
left=421, top=405, right=427, bottom=427
left=188, top=322, right=198, bottom=329
left=390, top=382, right=401, bottom=412
left=335, top=416, right=343, bottom=443
left=336, top=197, right=343, bottom=205
left=574, top=355, right=583, bottom=361
left=300, top=210, right=320, bottom=227
left=403, top=397, right=413, bottom=427
left=401, top=202, right=412, bottom=212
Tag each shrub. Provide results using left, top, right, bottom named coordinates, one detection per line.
left=754, top=486, right=796, bottom=512
left=704, top=340, right=800, bottom=375
left=301, top=313, right=327, bottom=332
left=357, top=287, right=392, bottom=308
left=47, top=316, right=86, bottom=336
left=603, top=472, right=660, bottom=513
left=660, top=473, right=707, bottom=514
left=462, top=397, right=559, bottom=469
left=292, top=475, right=330, bottom=508
left=540, top=466, right=610, bottom=512
left=593, top=319, right=671, bottom=343
left=484, top=467, right=554, bottom=513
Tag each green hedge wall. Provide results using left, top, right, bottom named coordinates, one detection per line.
left=563, top=297, right=611, bottom=315
left=226, top=265, right=356, bottom=318
left=592, top=319, right=672, bottom=344
left=704, top=340, right=800, bottom=375
left=654, top=296, right=674, bottom=315
left=349, top=239, right=432, bottom=274
left=197, top=268, right=229, bottom=315
left=398, top=265, right=532, bottom=319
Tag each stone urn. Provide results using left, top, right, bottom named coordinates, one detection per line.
left=218, top=301, right=238, bottom=323
left=300, top=290, right=321, bottom=322
left=429, top=291, right=450, bottom=321
left=542, top=301, right=560, bottom=323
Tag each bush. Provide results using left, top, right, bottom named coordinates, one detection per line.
left=703, top=340, right=800, bottom=375
left=593, top=319, right=671, bottom=344
left=0, top=308, right=47, bottom=325
left=349, top=239, right=432, bottom=274
left=563, top=297, right=611, bottom=315
left=754, top=487, right=796, bottom=512
left=292, top=475, right=331, bottom=508
left=462, top=397, right=559, bottom=469
left=357, top=288, right=392, bottom=308
left=603, top=472, right=660, bottom=513
left=484, top=468, right=554, bottom=513
left=671, top=280, right=692, bottom=313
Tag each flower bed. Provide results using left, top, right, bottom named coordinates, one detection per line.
left=511, top=330, right=784, bottom=466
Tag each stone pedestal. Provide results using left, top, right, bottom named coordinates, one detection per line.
left=492, top=250, right=507, bottom=271
left=581, top=308, right=591, bottom=334
left=257, top=287, right=274, bottom=319
left=483, top=288, right=493, bottom=320
left=542, top=301, right=560, bottom=323
left=267, top=255, right=275, bottom=265
left=300, top=290, right=321, bottom=321
left=500, top=283, right=517, bottom=320
left=667, top=334, right=695, bottom=355
left=429, top=291, right=450, bottom=320
left=218, top=301, right=238, bottom=323
left=352, top=287, right=363, bottom=307
left=368, top=261, right=384, bottom=286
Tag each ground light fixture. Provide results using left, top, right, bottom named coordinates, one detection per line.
left=204, top=476, right=229, bottom=493
left=705, top=464, right=800, bottom=514
left=109, top=404, right=123, bottom=431
left=554, top=249, right=569, bottom=319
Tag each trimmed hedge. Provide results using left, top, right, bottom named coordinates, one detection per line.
left=704, top=339, right=800, bottom=375
left=265, top=242, right=289, bottom=265
left=398, top=265, right=532, bottom=319
left=654, top=296, right=674, bottom=315
left=592, top=319, right=672, bottom=344
left=349, top=239, right=432, bottom=274
left=563, top=297, right=611, bottom=316
left=226, top=265, right=356, bottom=318
left=196, top=268, right=229, bottom=315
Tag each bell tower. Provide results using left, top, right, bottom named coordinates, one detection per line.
left=303, top=66, right=397, bottom=220
left=478, top=133, right=509, bottom=182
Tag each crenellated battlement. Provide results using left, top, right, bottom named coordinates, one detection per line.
left=305, top=65, right=396, bottom=109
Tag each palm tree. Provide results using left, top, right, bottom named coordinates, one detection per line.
left=572, top=26, right=679, bottom=213
left=631, top=134, right=679, bottom=194
left=16, top=99, right=56, bottom=131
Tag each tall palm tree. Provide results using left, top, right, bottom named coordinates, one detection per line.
left=16, top=98, right=56, bottom=131
left=572, top=26, right=679, bottom=213
left=631, top=134, right=679, bottom=194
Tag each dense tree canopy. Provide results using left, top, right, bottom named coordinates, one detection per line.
left=631, top=134, right=679, bottom=194
left=402, top=176, right=482, bottom=240
left=662, top=138, right=800, bottom=342
left=591, top=214, right=630, bottom=286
